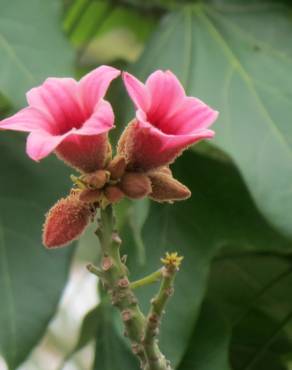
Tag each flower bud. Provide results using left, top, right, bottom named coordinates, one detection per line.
left=148, top=171, right=191, bottom=202
left=104, top=185, right=125, bottom=203
left=82, top=170, right=109, bottom=189
left=117, top=119, right=135, bottom=157
left=120, top=172, right=152, bottom=199
left=159, top=166, right=172, bottom=176
left=107, top=155, right=126, bottom=180
left=79, top=188, right=101, bottom=203
left=43, top=195, right=91, bottom=248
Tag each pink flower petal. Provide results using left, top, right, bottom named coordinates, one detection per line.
left=26, top=131, right=67, bottom=161
left=159, top=128, right=215, bottom=151
left=158, top=97, right=219, bottom=135
left=26, top=78, right=85, bottom=135
left=145, top=70, right=185, bottom=124
left=79, top=100, right=114, bottom=135
left=79, top=65, right=120, bottom=114
left=0, top=107, right=53, bottom=133
left=122, top=72, right=150, bottom=112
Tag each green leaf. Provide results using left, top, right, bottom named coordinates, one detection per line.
left=128, top=199, right=150, bottom=265
left=209, top=253, right=292, bottom=369
left=65, top=1, right=156, bottom=45
left=64, top=0, right=156, bottom=66
left=178, top=302, right=231, bottom=370
left=231, top=311, right=292, bottom=370
left=120, top=149, right=292, bottom=367
left=125, top=0, right=292, bottom=237
left=75, top=306, right=99, bottom=354
left=0, top=0, right=74, bottom=107
left=0, top=133, right=74, bottom=369
left=93, top=302, right=138, bottom=370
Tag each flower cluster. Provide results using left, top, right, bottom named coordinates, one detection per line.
left=0, top=66, right=218, bottom=248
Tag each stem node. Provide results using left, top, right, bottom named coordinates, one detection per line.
left=121, top=309, right=133, bottom=322
left=117, top=277, right=130, bottom=288
left=102, top=256, right=113, bottom=271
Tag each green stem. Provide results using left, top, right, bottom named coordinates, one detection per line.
left=130, top=270, right=162, bottom=290
left=96, top=206, right=146, bottom=366
left=142, top=266, right=177, bottom=370
left=93, top=206, right=172, bottom=370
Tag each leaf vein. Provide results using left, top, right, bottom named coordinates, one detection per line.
left=0, top=33, right=36, bottom=85
left=196, top=6, right=292, bottom=159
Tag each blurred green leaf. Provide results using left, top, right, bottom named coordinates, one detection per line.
left=65, top=0, right=110, bottom=45
left=64, top=0, right=156, bottom=66
left=75, top=306, right=99, bottom=353
left=79, top=29, right=144, bottom=66
left=120, top=150, right=292, bottom=367
left=0, top=133, right=74, bottom=369
left=0, top=0, right=74, bottom=108
left=178, top=302, right=231, bottom=370
left=0, top=93, right=11, bottom=119
left=115, top=198, right=149, bottom=263
left=209, top=253, right=292, bottom=369
left=93, top=302, right=138, bottom=370
left=65, top=1, right=156, bottom=45
left=232, top=311, right=292, bottom=370
left=124, top=0, right=292, bottom=238
left=128, top=199, right=150, bottom=265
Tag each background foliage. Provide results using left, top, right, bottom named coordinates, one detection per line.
left=1, top=0, right=292, bottom=369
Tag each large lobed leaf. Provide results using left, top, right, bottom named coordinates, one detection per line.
left=208, top=252, right=292, bottom=369
left=123, top=0, right=292, bottom=238
left=0, top=133, right=74, bottom=369
left=0, top=0, right=74, bottom=108
left=177, top=302, right=231, bottom=370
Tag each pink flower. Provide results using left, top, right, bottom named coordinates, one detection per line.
left=0, top=66, right=120, bottom=173
left=118, top=70, right=218, bottom=171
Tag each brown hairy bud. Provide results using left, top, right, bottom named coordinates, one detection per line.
left=83, top=170, right=109, bottom=189
left=148, top=171, right=191, bottom=202
left=43, top=195, right=91, bottom=248
left=158, top=166, right=172, bottom=176
left=107, top=155, right=126, bottom=180
left=104, top=185, right=125, bottom=204
left=117, top=119, right=135, bottom=158
left=79, top=188, right=101, bottom=203
left=120, top=172, right=152, bottom=199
